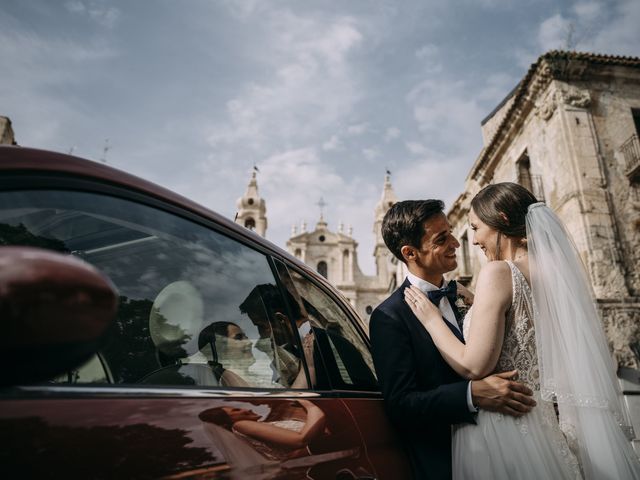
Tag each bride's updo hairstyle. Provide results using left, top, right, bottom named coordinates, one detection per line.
left=470, top=182, right=538, bottom=240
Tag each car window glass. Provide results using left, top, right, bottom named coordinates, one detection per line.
left=0, top=190, right=302, bottom=389
left=52, top=354, right=110, bottom=384
left=277, top=263, right=378, bottom=391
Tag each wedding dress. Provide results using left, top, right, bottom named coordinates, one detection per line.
left=452, top=260, right=582, bottom=479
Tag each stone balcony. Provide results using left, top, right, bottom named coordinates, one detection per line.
left=622, top=134, right=640, bottom=182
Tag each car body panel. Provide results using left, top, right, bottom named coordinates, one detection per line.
left=0, top=394, right=376, bottom=479
left=0, top=146, right=410, bottom=479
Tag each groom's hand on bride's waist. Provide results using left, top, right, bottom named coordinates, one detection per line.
left=470, top=369, right=536, bottom=417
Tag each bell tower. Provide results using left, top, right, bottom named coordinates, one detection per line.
left=373, top=171, right=398, bottom=283
left=235, top=167, right=267, bottom=237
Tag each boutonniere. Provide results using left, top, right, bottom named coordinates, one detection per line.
left=454, top=294, right=470, bottom=318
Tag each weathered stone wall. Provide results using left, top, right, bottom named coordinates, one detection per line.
left=481, top=94, right=517, bottom=146
left=448, top=54, right=640, bottom=369
left=0, top=116, right=16, bottom=145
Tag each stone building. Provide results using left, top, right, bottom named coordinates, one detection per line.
left=448, top=51, right=640, bottom=369
left=447, top=51, right=640, bottom=414
left=0, top=116, right=16, bottom=145
left=235, top=171, right=399, bottom=322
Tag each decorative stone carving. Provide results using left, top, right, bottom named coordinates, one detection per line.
left=560, top=86, right=591, bottom=108
left=601, top=307, right=640, bottom=369
left=629, top=198, right=640, bottom=230
left=536, top=92, right=557, bottom=120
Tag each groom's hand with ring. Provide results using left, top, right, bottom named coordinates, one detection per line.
left=471, top=369, right=536, bottom=417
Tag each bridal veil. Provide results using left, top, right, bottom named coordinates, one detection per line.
left=526, top=202, right=640, bottom=479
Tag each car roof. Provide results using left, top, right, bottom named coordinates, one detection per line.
left=0, top=145, right=322, bottom=284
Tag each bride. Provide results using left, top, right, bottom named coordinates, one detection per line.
left=404, top=182, right=640, bottom=479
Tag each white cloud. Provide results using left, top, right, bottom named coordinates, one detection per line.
left=407, top=78, right=485, bottom=157
left=347, top=122, right=368, bottom=136
left=363, top=147, right=380, bottom=161
left=65, top=1, right=85, bottom=14
left=580, top=0, right=640, bottom=57
left=573, top=1, right=602, bottom=22
left=475, top=72, right=518, bottom=104
left=405, top=141, right=428, bottom=155
left=322, top=134, right=342, bottom=151
left=65, top=0, right=121, bottom=28
left=206, top=11, right=364, bottom=152
left=219, top=0, right=264, bottom=20
left=384, top=126, right=401, bottom=142
left=0, top=15, right=118, bottom=148
left=394, top=157, right=467, bottom=207
left=532, top=1, right=640, bottom=59
left=415, top=43, right=438, bottom=59
left=538, top=13, right=572, bottom=52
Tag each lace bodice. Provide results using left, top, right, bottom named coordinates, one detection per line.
left=463, top=260, right=540, bottom=390
left=459, top=261, right=582, bottom=478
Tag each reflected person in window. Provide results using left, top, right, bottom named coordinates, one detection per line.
left=239, top=285, right=301, bottom=387
left=208, top=321, right=267, bottom=387
left=199, top=399, right=326, bottom=467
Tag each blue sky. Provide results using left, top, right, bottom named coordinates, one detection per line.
left=1, top=0, right=638, bottom=274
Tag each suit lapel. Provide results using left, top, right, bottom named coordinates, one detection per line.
left=400, top=278, right=465, bottom=344
left=444, top=315, right=465, bottom=344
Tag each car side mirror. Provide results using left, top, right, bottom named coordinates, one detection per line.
left=0, top=246, right=118, bottom=387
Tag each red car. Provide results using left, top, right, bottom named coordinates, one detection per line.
left=0, top=146, right=410, bottom=479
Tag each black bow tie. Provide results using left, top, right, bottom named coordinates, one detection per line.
left=427, top=280, right=457, bottom=305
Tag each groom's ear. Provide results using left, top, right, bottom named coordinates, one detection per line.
left=400, top=245, right=415, bottom=263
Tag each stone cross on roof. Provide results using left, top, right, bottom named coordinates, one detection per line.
left=317, top=197, right=327, bottom=219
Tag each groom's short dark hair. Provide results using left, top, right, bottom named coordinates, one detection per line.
left=382, top=199, right=445, bottom=263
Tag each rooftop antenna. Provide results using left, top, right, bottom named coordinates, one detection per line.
left=565, top=22, right=577, bottom=51
left=100, top=138, right=110, bottom=163
left=67, top=146, right=75, bottom=155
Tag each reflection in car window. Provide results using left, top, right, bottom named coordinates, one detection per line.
left=277, top=263, right=378, bottom=392
left=0, top=190, right=301, bottom=389
left=52, top=354, right=110, bottom=384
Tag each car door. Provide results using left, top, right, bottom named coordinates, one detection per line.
left=0, top=174, right=377, bottom=479
left=272, top=260, right=412, bottom=479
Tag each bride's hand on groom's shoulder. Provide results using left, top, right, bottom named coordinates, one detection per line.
left=404, top=286, right=440, bottom=327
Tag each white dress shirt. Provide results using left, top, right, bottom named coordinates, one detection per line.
left=298, top=320, right=312, bottom=339
left=406, top=273, right=477, bottom=413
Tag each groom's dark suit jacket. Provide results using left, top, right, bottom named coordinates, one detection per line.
left=370, top=278, right=475, bottom=480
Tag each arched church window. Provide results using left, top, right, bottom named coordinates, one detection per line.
left=365, top=305, right=373, bottom=315
left=244, top=217, right=256, bottom=230
left=516, top=152, right=533, bottom=194
left=319, top=235, right=326, bottom=242
left=317, top=261, right=328, bottom=279
left=247, top=198, right=254, bottom=205
left=295, top=248, right=302, bottom=258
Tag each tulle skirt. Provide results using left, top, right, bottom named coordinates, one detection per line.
left=453, top=393, right=582, bottom=480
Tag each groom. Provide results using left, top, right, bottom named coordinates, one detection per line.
left=370, top=199, right=535, bottom=480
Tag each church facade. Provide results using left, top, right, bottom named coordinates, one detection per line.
left=235, top=172, right=399, bottom=322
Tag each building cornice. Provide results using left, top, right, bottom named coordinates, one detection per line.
left=468, top=50, right=640, bottom=182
